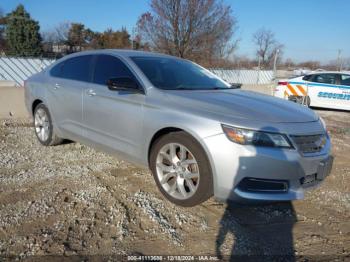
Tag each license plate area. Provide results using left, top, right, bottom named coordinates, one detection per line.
left=300, top=156, right=334, bottom=187
left=317, top=155, right=334, bottom=180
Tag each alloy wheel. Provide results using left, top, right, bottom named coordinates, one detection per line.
left=156, top=143, right=200, bottom=200
left=34, top=108, right=50, bottom=142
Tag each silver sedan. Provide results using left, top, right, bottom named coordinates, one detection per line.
left=24, top=50, right=333, bottom=206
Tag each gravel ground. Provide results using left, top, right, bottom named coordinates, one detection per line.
left=0, top=109, right=349, bottom=260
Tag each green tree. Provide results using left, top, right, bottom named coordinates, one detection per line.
left=0, top=8, right=7, bottom=50
left=66, top=23, right=132, bottom=52
left=86, top=27, right=131, bottom=50
left=97, top=28, right=131, bottom=49
left=67, top=23, right=86, bottom=52
left=5, top=4, right=42, bottom=56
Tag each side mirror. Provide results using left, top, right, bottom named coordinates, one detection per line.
left=107, top=77, right=142, bottom=93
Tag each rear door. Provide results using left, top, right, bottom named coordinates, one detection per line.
left=48, top=55, right=93, bottom=138
left=307, top=73, right=338, bottom=108
left=82, top=54, right=145, bottom=160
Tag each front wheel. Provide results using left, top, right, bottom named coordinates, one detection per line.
left=303, top=95, right=311, bottom=107
left=150, top=131, right=213, bottom=207
left=34, top=103, right=63, bottom=146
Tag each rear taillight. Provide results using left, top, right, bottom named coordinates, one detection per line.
left=278, top=81, right=288, bottom=86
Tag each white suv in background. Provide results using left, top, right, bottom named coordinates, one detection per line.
left=274, top=72, right=350, bottom=111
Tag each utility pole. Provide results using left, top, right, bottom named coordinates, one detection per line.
left=337, top=49, right=342, bottom=71
left=257, top=56, right=261, bottom=84
left=273, top=49, right=280, bottom=77
left=131, top=27, right=136, bottom=50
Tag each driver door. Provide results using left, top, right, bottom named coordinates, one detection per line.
left=82, top=54, right=145, bottom=159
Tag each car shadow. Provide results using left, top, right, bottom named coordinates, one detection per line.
left=216, top=201, right=297, bottom=261
left=61, top=139, right=75, bottom=145
left=311, top=106, right=349, bottom=113
left=215, top=126, right=299, bottom=261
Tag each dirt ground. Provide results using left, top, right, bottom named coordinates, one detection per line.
left=0, top=85, right=349, bottom=261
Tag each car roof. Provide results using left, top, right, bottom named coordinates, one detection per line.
left=46, top=49, right=186, bottom=73
left=306, top=71, right=350, bottom=75
left=62, top=49, right=177, bottom=59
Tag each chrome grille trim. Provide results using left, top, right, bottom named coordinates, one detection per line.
left=290, top=134, right=327, bottom=154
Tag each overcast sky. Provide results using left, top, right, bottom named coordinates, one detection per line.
left=1, top=0, right=349, bottom=63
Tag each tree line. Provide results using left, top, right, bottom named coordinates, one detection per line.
left=0, top=5, right=137, bottom=58
left=0, top=1, right=348, bottom=70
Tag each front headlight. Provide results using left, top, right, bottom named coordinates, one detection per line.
left=320, top=117, right=327, bottom=130
left=222, top=125, right=293, bottom=148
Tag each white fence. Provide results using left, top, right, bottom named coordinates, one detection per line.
left=0, top=56, right=275, bottom=86
left=210, top=69, right=275, bottom=84
left=0, top=56, right=55, bottom=86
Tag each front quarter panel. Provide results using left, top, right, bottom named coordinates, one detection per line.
left=140, top=88, right=331, bottom=203
left=141, top=90, right=223, bottom=164
left=140, top=90, right=226, bottom=196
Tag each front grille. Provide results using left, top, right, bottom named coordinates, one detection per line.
left=290, top=134, right=327, bottom=154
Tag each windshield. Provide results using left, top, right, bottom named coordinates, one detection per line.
left=130, top=56, right=230, bottom=90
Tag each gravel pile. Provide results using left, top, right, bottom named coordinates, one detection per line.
left=0, top=116, right=349, bottom=258
left=131, top=190, right=181, bottom=245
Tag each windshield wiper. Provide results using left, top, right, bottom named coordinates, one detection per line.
left=211, top=87, right=225, bottom=90
left=166, top=86, right=233, bottom=90
left=175, top=87, right=196, bottom=90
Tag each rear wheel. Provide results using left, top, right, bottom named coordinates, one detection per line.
left=34, top=103, right=63, bottom=146
left=150, top=131, right=213, bottom=207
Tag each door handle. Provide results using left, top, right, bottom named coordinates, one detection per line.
left=54, top=83, right=60, bottom=90
left=86, top=89, right=96, bottom=96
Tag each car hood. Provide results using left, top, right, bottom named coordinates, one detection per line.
left=166, top=89, right=318, bottom=123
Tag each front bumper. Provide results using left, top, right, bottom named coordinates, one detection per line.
left=203, top=133, right=332, bottom=202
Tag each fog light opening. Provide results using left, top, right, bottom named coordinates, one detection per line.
left=237, top=178, right=289, bottom=193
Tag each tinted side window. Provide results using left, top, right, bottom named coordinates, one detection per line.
left=93, top=55, right=135, bottom=85
left=50, top=62, right=63, bottom=78
left=340, top=74, right=350, bottom=86
left=311, top=74, right=337, bottom=84
left=61, top=55, right=92, bottom=82
left=302, top=75, right=312, bottom=81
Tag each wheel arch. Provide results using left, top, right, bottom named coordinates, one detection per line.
left=32, top=99, right=43, bottom=115
left=147, top=126, right=216, bottom=194
left=147, top=127, right=183, bottom=165
left=147, top=126, right=217, bottom=204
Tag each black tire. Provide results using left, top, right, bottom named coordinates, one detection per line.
left=305, top=96, right=311, bottom=107
left=150, top=131, right=213, bottom=207
left=33, top=103, right=63, bottom=146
